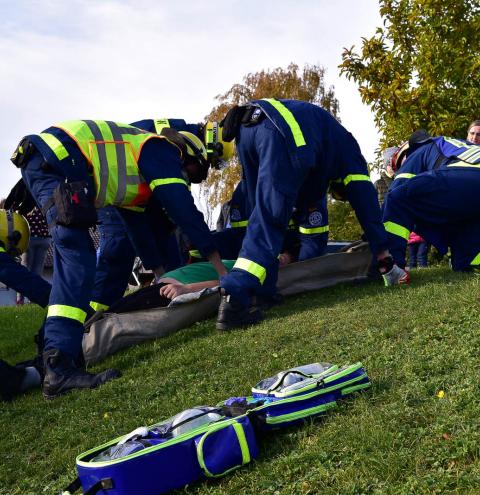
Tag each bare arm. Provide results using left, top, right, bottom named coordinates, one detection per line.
left=159, top=279, right=220, bottom=299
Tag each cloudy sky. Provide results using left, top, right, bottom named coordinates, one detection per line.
left=0, top=0, right=382, bottom=199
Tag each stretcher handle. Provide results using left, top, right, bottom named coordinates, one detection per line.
left=59, top=476, right=113, bottom=495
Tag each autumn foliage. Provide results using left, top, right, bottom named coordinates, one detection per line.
left=340, top=0, right=480, bottom=149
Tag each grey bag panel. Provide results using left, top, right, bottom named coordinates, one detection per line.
left=83, top=242, right=371, bottom=365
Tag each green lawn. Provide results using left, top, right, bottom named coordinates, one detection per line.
left=1, top=267, right=480, bottom=495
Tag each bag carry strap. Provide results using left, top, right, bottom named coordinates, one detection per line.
left=59, top=477, right=114, bottom=495
left=270, top=370, right=319, bottom=392
left=196, top=421, right=251, bottom=478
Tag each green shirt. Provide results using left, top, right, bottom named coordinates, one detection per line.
left=161, top=260, right=236, bottom=284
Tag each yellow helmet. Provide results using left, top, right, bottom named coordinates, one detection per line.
left=204, top=121, right=235, bottom=168
left=0, top=209, right=30, bottom=256
left=179, top=131, right=208, bottom=166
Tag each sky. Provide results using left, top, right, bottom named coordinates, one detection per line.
left=0, top=0, right=383, bottom=200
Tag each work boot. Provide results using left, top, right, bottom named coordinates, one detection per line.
left=252, top=293, right=284, bottom=311
left=216, top=289, right=263, bottom=331
left=42, top=349, right=121, bottom=400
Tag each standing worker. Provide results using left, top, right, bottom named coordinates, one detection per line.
left=11, top=120, right=225, bottom=398
left=216, top=98, right=405, bottom=330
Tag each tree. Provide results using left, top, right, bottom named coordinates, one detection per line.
left=202, top=63, right=339, bottom=207
left=339, top=0, right=480, bottom=149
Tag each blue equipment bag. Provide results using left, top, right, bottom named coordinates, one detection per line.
left=63, top=406, right=258, bottom=495
left=223, top=362, right=370, bottom=431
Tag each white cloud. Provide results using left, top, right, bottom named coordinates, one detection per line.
left=0, top=0, right=381, bottom=198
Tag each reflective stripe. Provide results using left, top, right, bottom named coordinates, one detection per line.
left=395, top=173, right=416, bottom=180
left=384, top=221, right=410, bottom=240
left=189, top=249, right=202, bottom=258
left=299, top=225, right=329, bottom=234
left=38, top=133, right=69, bottom=160
left=262, top=98, right=306, bottom=147
left=343, top=174, right=371, bottom=186
left=470, top=253, right=480, bottom=266
left=154, top=119, right=170, bottom=134
left=83, top=120, right=109, bottom=207
left=231, top=220, right=248, bottom=228
left=90, top=301, right=109, bottom=312
left=447, top=161, right=480, bottom=168
left=443, top=137, right=467, bottom=148
left=47, top=304, right=87, bottom=323
left=149, top=178, right=188, bottom=190
left=0, top=246, right=5, bottom=253
left=233, top=257, right=266, bottom=284
left=443, top=138, right=480, bottom=163
left=232, top=422, right=251, bottom=465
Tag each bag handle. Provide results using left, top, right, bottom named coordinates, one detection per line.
left=269, top=370, right=319, bottom=392
left=162, top=408, right=221, bottom=437
left=196, top=421, right=251, bottom=478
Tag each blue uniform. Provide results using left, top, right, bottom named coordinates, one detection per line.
left=0, top=250, right=51, bottom=307
left=383, top=137, right=480, bottom=270
left=90, top=119, right=201, bottom=310
left=21, top=123, right=215, bottom=360
left=213, top=179, right=329, bottom=263
left=220, top=99, right=387, bottom=305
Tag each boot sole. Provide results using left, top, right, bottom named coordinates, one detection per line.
left=216, top=316, right=263, bottom=331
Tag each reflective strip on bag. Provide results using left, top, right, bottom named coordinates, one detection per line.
left=232, top=422, right=251, bottom=465
left=149, top=178, right=188, bottom=190
left=343, top=174, right=371, bottom=186
left=234, top=257, right=267, bottom=284
left=262, top=98, right=306, bottom=147
left=47, top=304, right=87, bottom=324
left=90, top=301, right=109, bottom=312
left=299, top=225, right=329, bottom=235
left=0, top=246, right=5, bottom=253
left=38, top=133, right=69, bottom=160
left=384, top=221, right=410, bottom=240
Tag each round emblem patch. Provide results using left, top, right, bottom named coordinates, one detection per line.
left=308, top=211, right=323, bottom=226
left=230, top=208, right=241, bottom=221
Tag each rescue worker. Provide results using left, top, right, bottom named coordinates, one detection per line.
left=12, top=120, right=225, bottom=398
left=216, top=98, right=405, bottom=330
left=89, top=118, right=219, bottom=312
left=382, top=133, right=480, bottom=271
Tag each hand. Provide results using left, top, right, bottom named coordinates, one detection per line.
left=278, top=252, right=294, bottom=267
left=159, top=281, right=190, bottom=300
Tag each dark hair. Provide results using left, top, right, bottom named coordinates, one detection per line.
left=468, top=120, right=480, bottom=131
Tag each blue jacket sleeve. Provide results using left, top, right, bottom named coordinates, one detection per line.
left=0, top=253, right=51, bottom=307
left=138, top=140, right=217, bottom=257
left=337, top=144, right=388, bottom=254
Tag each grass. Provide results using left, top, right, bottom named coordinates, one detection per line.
left=1, top=266, right=480, bottom=494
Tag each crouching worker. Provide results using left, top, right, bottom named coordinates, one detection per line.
left=216, top=98, right=404, bottom=330
left=11, top=120, right=225, bottom=399
left=383, top=132, right=480, bottom=271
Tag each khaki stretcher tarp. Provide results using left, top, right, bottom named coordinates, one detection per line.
left=83, top=242, right=371, bottom=364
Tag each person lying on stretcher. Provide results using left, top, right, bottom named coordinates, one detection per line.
left=105, top=254, right=295, bottom=315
